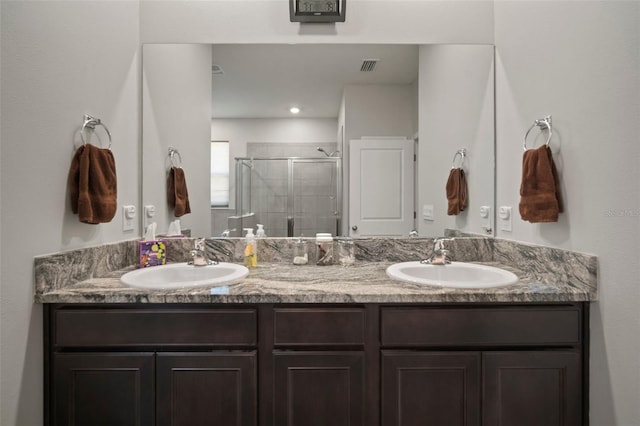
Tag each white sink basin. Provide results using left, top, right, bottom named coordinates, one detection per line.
left=386, top=261, right=518, bottom=289
left=121, top=262, right=249, bottom=290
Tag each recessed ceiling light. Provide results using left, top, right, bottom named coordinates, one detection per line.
left=289, top=107, right=301, bottom=114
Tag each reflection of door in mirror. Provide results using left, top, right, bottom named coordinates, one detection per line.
left=349, top=138, right=414, bottom=237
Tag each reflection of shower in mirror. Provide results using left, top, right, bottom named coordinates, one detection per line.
left=233, top=156, right=342, bottom=237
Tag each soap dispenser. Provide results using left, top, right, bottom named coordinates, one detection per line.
left=243, top=228, right=257, bottom=268
left=256, top=224, right=266, bottom=238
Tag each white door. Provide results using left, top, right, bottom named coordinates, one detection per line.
left=349, top=138, right=414, bottom=237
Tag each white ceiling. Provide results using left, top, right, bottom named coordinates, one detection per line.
left=211, top=44, right=419, bottom=119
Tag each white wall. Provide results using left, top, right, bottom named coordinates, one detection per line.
left=418, top=45, right=495, bottom=237
left=342, top=84, right=417, bottom=234
left=343, top=84, right=416, bottom=141
left=143, top=44, right=212, bottom=237
left=0, top=1, right=140, bottom=424
left=211, top=117, right=338, bottom=213
left=7, top=1, right=639, bottom=425
left=140, top=1, right=494, bottom=44
left=494, top=2, right=640, bottom=424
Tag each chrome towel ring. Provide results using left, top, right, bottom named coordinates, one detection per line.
left=80, top=114, right=112, bottom=149
left=168, top=147, right=182, bottom=168
left=451, top=148, right=466, bottom=169
left=523, top=115, right=552, bottom=151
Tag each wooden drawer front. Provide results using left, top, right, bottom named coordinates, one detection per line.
left=274, top=308, right=366, bottom=346
left=381, top=306, right=582, bottom=347
left=274, top=351, right=365, bottom=426
left=54, top=308, right=257, bottom=347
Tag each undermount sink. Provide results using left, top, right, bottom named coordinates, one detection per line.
left=120, top=262, right=249, bottom=290
left=386, top=261, right=519, bottom=289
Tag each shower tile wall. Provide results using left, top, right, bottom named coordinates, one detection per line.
left=247, top=143, right=338, bottom=237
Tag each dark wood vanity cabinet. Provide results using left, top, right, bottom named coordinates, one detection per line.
left=380, top=305, right=586, bottom=426
left=52, top=352, right=155, bottom=426
left=44, top=303, right=588, bottom=426
left=45, top=306, right=258, bottom=426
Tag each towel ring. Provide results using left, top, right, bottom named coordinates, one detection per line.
left=80, top=114, right=112, bottom=149
left=523, top=115, right=552, bottom=151
left=451, top=148, right=466, bottom=169
left=168, top=147, right=182, bottom=168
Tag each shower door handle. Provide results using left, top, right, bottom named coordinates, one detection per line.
left=287, top=217, right=294, bottom=238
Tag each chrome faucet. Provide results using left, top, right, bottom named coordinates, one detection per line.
left=189, top=238, right=217, bottom=266
left=220, top=228, right=236, bottom=238
left=421, top=238, right=454, bottom=265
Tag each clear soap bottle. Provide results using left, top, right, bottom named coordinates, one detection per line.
left=337, top=237, right=355, bottom=266
left=293, top=236, right=308, bottom=265
left=243, top=228, right=257, bottom=268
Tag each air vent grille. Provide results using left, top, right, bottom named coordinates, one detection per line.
left=360, top=59, right=379, bottom=72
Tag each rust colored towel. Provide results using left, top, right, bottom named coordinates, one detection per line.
left=69, top=144, right=117, bottom=224
left=167, top=167, right=191, bottom=217
left=446, top=168, right=468, bottom=215
left=519, top=145, right=563, bottom=223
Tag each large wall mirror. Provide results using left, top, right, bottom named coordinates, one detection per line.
left=142, top=44, right=495, bottom=239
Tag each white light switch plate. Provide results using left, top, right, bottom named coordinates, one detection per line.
left=499, top=206, right=513, bottom=232
left=122, top=205, right=136, bottom=231
left=144, top=204, right=156, bottom=229
left=422, top=204, right=434, bottom=221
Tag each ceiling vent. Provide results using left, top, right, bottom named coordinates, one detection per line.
left=360, top=59, right=379, bottom=72
left=212, top=64, right=224, bottom=75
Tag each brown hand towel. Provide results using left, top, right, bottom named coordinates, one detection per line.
left=68, top=144, right=117, bottom=224
left=167, top=166, right=191, bottom=217
left=519, top=145, right=563, bottom=223
left=446, top=167, right=468, bottom=215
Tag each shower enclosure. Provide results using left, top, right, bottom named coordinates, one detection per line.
left=235, top=157, right=342, bottom=237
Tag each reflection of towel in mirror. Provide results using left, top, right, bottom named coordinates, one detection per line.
left=69, top=144, right=117, bottom=224
left=519, top=145, right=563, bottom=223
left=446, top=168, right=468, bottom=215
left=167, top=167, right=191, bottom=217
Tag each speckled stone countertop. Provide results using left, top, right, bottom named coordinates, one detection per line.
left=34, top=237, right=598, bottom=304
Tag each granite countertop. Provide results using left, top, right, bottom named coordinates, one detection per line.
left=34, top=260, right=594, bottom=304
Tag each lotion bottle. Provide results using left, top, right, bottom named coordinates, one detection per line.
left=256, top=224, right=266, bottom=237
left=243, top=228, right=257, bottom=268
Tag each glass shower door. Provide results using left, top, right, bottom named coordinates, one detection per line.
left=290, top=159, right=341, bottom=237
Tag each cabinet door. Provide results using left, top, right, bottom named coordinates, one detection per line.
left=156, top=352, right=257, bottom=426
left=53, top=352, right=154, bottom=426
left=273, top=351, right=365, bottom=426
left=483, top=351, right=582, bottom=426
left=382, top=351, right=481, bottom=426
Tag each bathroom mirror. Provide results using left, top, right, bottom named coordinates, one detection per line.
left=142, top=43, right=495, bottom=239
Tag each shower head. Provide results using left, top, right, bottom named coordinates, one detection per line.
left=317, top=147, right=340, bottom=158
left=317, top=147, right=330, bottom=157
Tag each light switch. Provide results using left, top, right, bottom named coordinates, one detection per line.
left=499, top=206, right=513, bottom=232
left=480, top=205, right=492, bottom=234
left=423, top=204, right=434, bottom=221
left=144, top=204, right=156, bottom=229
left=122, top=205, right=136, bottom=232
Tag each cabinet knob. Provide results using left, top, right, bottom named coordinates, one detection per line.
left=351, top=225, right=358, bottom=231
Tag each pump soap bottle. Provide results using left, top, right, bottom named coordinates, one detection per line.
left=243, top=228, right=257, bottom=268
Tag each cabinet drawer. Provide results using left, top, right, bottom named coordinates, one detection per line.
left=54, top=308, right=257, bottom=347
left=274, top=308, right=365, bottom=346
left=381, top=306, right=582, bottom=347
